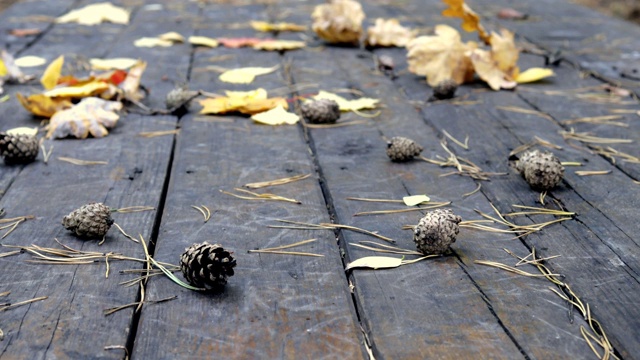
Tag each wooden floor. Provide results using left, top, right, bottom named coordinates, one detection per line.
left=1, top=0, right=639, bottom=359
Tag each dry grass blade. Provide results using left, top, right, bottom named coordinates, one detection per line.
left=462, top=183, right=482, bottom=198
left=321, top=223, right=395, bottom=243
left=496, top=106, right=553, bottom=121
left=588, top=145, right=640, bottom=164
left=442, top=130, right=469, bottom=150
left=191, top=205, right=211, bottom=222
left=57, top=156, right=108, bottom=165
left=104, top=295, right=177, bottom=316
left=346, top=197, right=403, bottom=203
left=474, top=260, right=561, bottom=277
left=138, top=129, right=180, bottom=138
left=420, top=140, right=504, bottom=181
left=350, top=241, right=422, bottom=255
left=244, top=174, right=310, bottom=189
left=248, top=238, right=323, bottom=257
left=560, top=129, right=633, bottom=144
left=112, top=223, right=139, bottom=243
left=0, top=296, right=47, bottom=312
left=575, top=170, right=611, bottom=176
left=112, top=206, right=155, bottom=213
left=353, top=202, right=451, bottom=216
left=220, top=188, right=300, bottom=204
left=0, top=250, right=20, bottom=258
left=40, top=143, right=53, bottom=164
left=561, top=115, right=628, bottom=127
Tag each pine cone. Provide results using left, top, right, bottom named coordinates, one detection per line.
left=165, top=86, right=198, bottom=110
left=62, top=202, right=113, bottom=239
left=301, top=99, right=341, bottom=124
left=386, top=136, right=423, bottom=162
left=413, top=209, right=461, bottom=255
left=516, top=150, right=564, bottom=191
left=432, top=79, right=458, bottom=100
left=0, top=133, right=39, bottom=165
left=180, top=242, right=236, bottom=290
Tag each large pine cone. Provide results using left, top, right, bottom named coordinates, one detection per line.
left=0, top=133, right=39, bottom=164
left=180, top=242, right=236, bottom=290
left=301, top=99, right=341, bottom=124
left=62, top=202, right=113, bottom=239
left=387, top=136, right=423, bottom=162
left=413, top=209, right=462, bottom=255
left=516, top=150, right=564, bottom=191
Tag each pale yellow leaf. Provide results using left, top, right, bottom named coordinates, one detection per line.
left=345, top=256, right=403, bottom=271
left=250, top=21, right=306, bottom=32
left=188, top=36, right=219, bottom=48
left=253, top=40, right=305, bottom=51
left=119, top=60, right=147, bottom=101
left=44, top=81, right=110, bottom=98
left=366, top=18, right=417, bottom=47
left=89, top=58, right=138, bottom=70
left=219, top=66, right=278, bottom=84
left=312, top=90, right=379, bottom=112
left=469, top=49, right=517, bottom=91
left=0, top=58, right=6, bottom=77
left=14, top=56, right=46, bottom=67
left=134, top=37, right=174, bottom=47
left=158, top=31, right=185, bottom=43
left=56, top=2, right=130, bottom=26
left=6, top=127, right=38, bottom=136
left=41, top=55, right=64, bottom=90
left=403, top=195, right=431, bottom=206
left=251, top=105, right=299, bottom=125
left=516, top=68, right=555, bottom=84
left=199, top=88, right=288, bottom=115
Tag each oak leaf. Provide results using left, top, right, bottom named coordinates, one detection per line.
left=251, top=105, right=299, bottom=125
left=250, top=21, right=306, bottom=32
left=198, top=89, right=288, bottom=115
left=312, top=0, right=365, bottom=44
left=56, top=2, right=129, bottom=26
left=16, top=93, right=72, bottom=117
left=442, top=0, right=490, bottom=44
left=406, top=25, right=477, bottom=86
left=46, top=97, right=123, bottom=139
left=366, top=18, right=417, bottom=47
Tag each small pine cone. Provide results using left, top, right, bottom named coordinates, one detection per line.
left=300, top=99, right=341, bottom=124
left=165, top=86, right=198, bottom=109
left=413, top=209, right=462, bottom=255
left=516, top=150, right=564, bottom=191
left=62, top=202, right=113, bottom=239
left=0, top=133, right=39, bottom=165
left=432, top=79, right=458, bottom=100
left=180, top=242, right=236, bottom=290
left=386, top=136, right=423, bottom=162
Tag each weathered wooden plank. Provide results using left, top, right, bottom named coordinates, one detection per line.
left=0, top=1, right=197, bottom=358
left=132, top=3, right=364, bottom=359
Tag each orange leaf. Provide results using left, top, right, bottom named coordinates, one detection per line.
left=16, top=93, right=72, bottom=117
left=442, top=0, right=491, bottom=45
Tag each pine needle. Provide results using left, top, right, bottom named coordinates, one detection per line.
left=346, top=197, right=403, bottom=203
left=350, top=241, right=422, bottom=255
left=421, top=140, right=506, bottom=180
left=353, top=202, right=450, bottom=216
left=191, top=205, right=211, bottom=222
left=112, top=206, right=155, bottom=213
left=561, top=162, right=582, bottom=166
left=271, top=219, right=394, bottom=243
left=0, top=250, right=20, bottom=258
left=112, top=223, right=139, bottom=243
left=462, top=183, right=482, bottom=198
left=509, top=136, right=563, bottom=157
left=244, top=174, right=310, bottom=189
left=496, top=106, right=553, bottom=121
left=442, top=129, right=469, bottom=150
left=560, top=129, right=633, bottom=144
left=57, top=157, right=108, bottom=165
left=104, top=295, right=177, bottom=316
left=138, top=129, right=180, bottom=138
left=561, top=115, right=628, bottom=127
left=0, top=296, right=48, bottom=311
left=303, top=120, right=368, bottom=128
left=575, top=170, right=611, bottom=176
left=220, top=188, right=300, bottom=204
left=588, top=145, right=640, bottom=164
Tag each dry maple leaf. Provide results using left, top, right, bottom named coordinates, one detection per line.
left=45, top=97, right=122, bottom=139
left=199, top=89, right=288, bottom=115
left=312, top=0, right=365, bottom=44
left=56, top=2, right=130, bottom=26
left=366, top=18, right=417, bottom=47
left=406, top=24, right=477, bottom=86
left=442, top=0, right=491, bottom=45
left=469, top=29, right=518, bottom=90
left=46, top=97, right=123, bottom=139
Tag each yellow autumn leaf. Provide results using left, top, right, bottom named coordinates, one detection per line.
left=312, top=90, right=379, bottom=112
left=56, top=2, right=130, bottom=26
left=469, top=49, right=517, bottom=91
left=219, top=66, right=278, bottom=84
left=90, top=58, right=138, bottom=70
left=253, top=40, right=305, bottom=51
left=15, top=56, right=46, bottom=67
left=41, top=55, right=64, bottom=90
left=0, top=58, right=6, bottom=76
left=403, top=195, right=431, bottom=206
left=516, top=68, right=555, bottom=84
left=442, top=0, right=490, bottom=45
left=16, top=93, right=72, bottom=117
left=188, top=36, right=219, bottom=48
left=366, top=18, right=417, bottom=47
left=406, top=25, right=477, bottom=87
left=469, top=30, right=520, bottom=91
left=312, top=0, right=365, bottom=44
left=250, top=21, right=306, bottom=32
left=251, top=105, right=299, bottom=125
left=345, top=256, right=403, bottom=271
left=490, top=29, right=519, bottom=76
left=199, top=88, right=288, bottom=115
left=158, top=31, right=185, bottom=43
left=134, top=37, right=174, bottom=47
left=6, top=127, right=38, bottom=136
left=44, top=81, right=110, bottom=98
left=46, top=97, right=123, bottom=139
